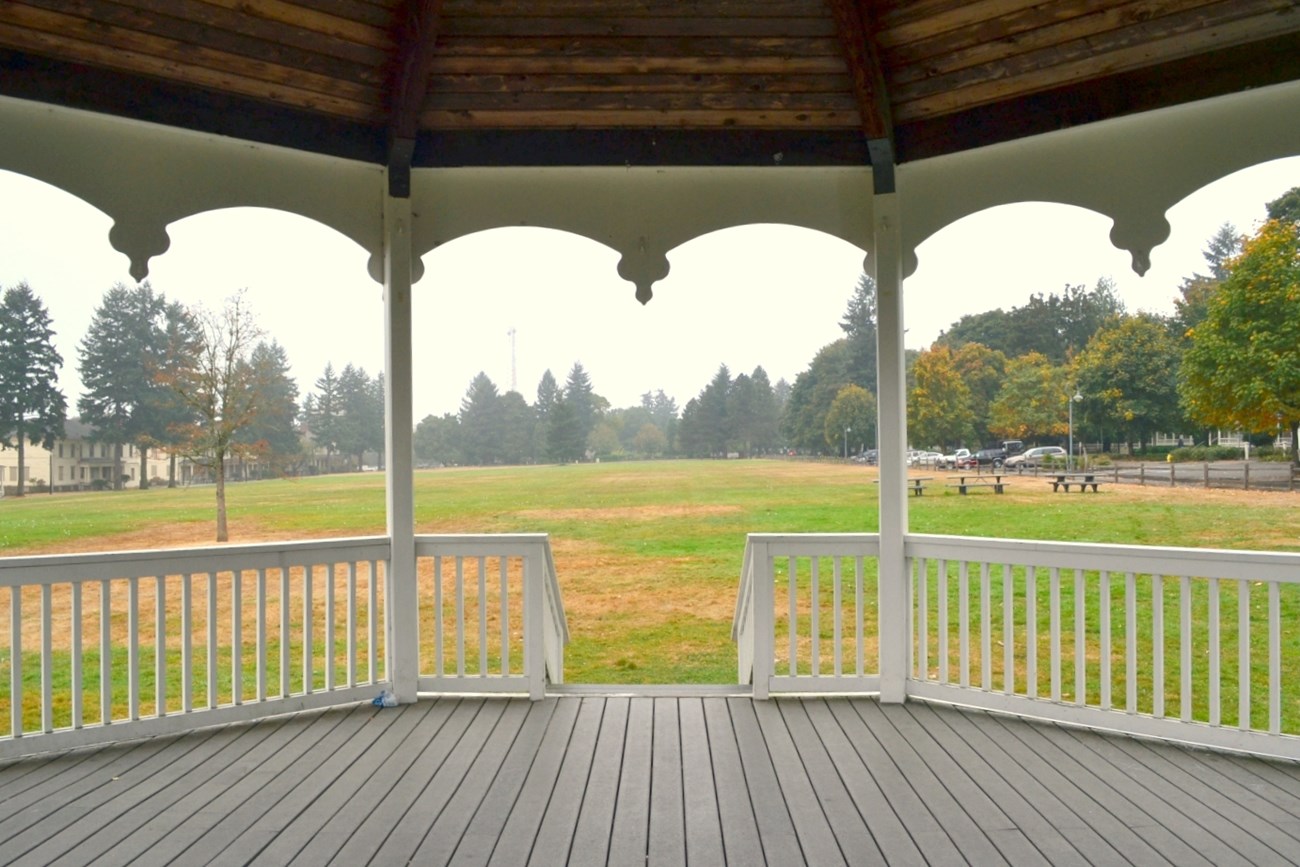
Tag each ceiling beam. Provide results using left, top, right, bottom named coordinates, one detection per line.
left=828, top=0, right=895, bottom=191
left=827, top=0, right=893, bottom=144
left=385, top=0, right=442, bottom=195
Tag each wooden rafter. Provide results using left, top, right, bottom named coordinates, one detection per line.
left=826, top=0, right=893, bottom=145
left=386, top=0, right=443, bottom=143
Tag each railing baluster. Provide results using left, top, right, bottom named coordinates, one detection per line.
left=1099, top=570, right=1110, bottom=710
left=182, top=573, right=193, bottom=712
left=1003, top=564, right=1013, bottom=693
left=303, top=564, right=314, bottom=694
left=478, top=555, right=488, bottom=677
left=156, top=575, right=166, bottom=716
left=257, top=568, right=267, bottom=702
left=1180, top=575, right=1192, bottom=722
left=10, top=586, right=21, bottom=737
left=71, top=582, right=83, bottom=729
left=1209, top=578, right=1220, bottom=726
left=1026, top=566, right=1037, bottom=700
left=1126, top=572, right=1137, bottom=714
left=368, top=560, right=378, bottom=684
left=810, top=558, right=820, bottom=677
left=980, top=562, right=991, bottom=692
left=232, top=569, right=242, bottom=705
left=917, top=557, right=928, bottom=679
left=1238, top=579, right=1250, bottom=730
left=280, top=567, right=290, bottom=697
left=787, top=556, right=797, bottom=676
left=500, top=557, right=510, bottom=676
left=100, top=579, right=110, bottom=725
left=42, top=583, right=53, bottom=733
left=938, top=559, right=949, bottom=684
left=958, top=561, right=969, bottom=688
left=129, top=576, right=140, bottom=721
left=207, top=572, right=217, bottom=708
left=1152, top=574, right=1164, bottom=719
left=456, top=557, right=466, bottom=677
left=346, top=562, right=357, bottom=687
left=1269, top=581, right=1281, bottom=734
left=1074, top=569, right=1085, bottom=705
left=325, top=563, right=335, bottom=691
left=434, top=555, right=444, bottom=677
left=1050, top=567, right=1061, bottom=703
left=832, top=558, right=842, bottom=677
left=856, top=556, right=865, bottom=677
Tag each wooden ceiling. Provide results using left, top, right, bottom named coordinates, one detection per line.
left=2, top=0, right=1299, bottom=168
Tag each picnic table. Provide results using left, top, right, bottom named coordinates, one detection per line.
left=947, top=474, right=1007, bottom=494
left=1048, top=472, right=1104, bottom=493
left=873, top=477, right=933, bottom=495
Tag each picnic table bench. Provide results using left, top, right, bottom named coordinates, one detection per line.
left=1049, top=473, right=1105, bottom=493
left=873, top=477, right=933, bottom=495
left=946, top=474, right=1007, bottom=494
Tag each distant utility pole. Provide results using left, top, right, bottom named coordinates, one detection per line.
left=508, top=327, right=517, bottom=392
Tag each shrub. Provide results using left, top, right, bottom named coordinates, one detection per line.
left=1170, top=445, right=1242, bottom=462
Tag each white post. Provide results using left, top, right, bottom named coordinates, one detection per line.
left=384, top=189, right=419, bottom=703
left=874, top=189, right=908, bottom=704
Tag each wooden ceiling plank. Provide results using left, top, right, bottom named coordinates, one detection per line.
left=418, top=108, right=862, bottom=128
left=894, top=10, right=1300, bottom=121
left=895, top=0, right=1300, bottom=105
left=886, top=0, right=1226, bottom=84
left=425, top=55, right=848, bottom=75
left=428, top=73, right=854, bottom=94
left=16, top=0, right=386, bottom=84
left=828, top=0, right=893, bottom=143
left=440, top=16, right=838, bottom=38
left=440, top=0, right=827, bottom=17
left=429, top=35, right=844, bottom=58
left=423, top=91, right=861, bottom=112
left=195, top=0, right=393, bottom=49
left=0, top=20, right=377, bottom=120
left=0, top=5, right=380, bottom=109
left=878, top=0, right=1051, bottom=46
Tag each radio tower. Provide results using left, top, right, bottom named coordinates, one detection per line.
left=508, top=327, right=517, bottom=392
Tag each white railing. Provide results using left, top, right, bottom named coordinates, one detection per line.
left=907, top=534, right=1300, bottom=759
left=414, top=534, right=568, bottom=700
left=734, top=534, right=882, bottom=698
left=1, top=536, right=392, bottom=760
left=736, top=532, right=1300, bottom=759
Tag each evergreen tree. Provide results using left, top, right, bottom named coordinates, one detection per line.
left=0, top=282, right=66, bottom=495
left=499, top=391, right=534, bottom=464
left=414, top=412, right=461, bottom=466
left=458, top=372, right=503, bottom=465
left=839, top=273, right=878, bottom=395
left=337, top=364, right=382, bottom=469
left=77, top=282, right=168, bottom=488
left=534, top=369, right=560, bottom=460
left=237, top=341, right=300, bottom=473
left=308, top=363, right=342, bottom=470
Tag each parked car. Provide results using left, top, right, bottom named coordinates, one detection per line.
left=910, top=450, right=943, bottom=467
left=937, top=448, right=970, bottom=469
left=974, top=447, right=1007, bottom=467
left=1004, top=445, right=1067, bottom=469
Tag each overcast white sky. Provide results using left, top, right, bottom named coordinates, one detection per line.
left=1, top=157, right=1296, bottom=421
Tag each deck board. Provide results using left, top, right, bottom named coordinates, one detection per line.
left=1, top=695, right=1298, bottom=866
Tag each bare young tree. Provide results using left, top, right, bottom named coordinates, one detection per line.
left=164, top=292, right=263, bottom=542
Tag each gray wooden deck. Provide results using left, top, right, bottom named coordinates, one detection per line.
left=1, top=696, right=1298, bottom=866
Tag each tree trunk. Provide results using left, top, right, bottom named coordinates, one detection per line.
left=139, top=444, right=150, bottom=490
left=114, top=442, right=124, bottom=490
left=215, top=453, right=228, bottom=543
left=1291, top=420, right=1299, bottom=468
left=15, top=437, right=25, bottom=497
left=168, top=452, right=177, bottom=488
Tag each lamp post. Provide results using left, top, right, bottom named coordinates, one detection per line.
left=1068, top=389, right=1083, bottom=470
left=844, top=426, right=851, bottom=460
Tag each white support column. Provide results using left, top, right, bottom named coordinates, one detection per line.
left=874, top=189, right=908, bottom=703
left=384, top=190, right=419, bottom=703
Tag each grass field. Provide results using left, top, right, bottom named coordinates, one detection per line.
left=2, top=459, right=1298, bottom=690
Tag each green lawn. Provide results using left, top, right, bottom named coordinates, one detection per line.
left=2, top=460, right=1298, bottom=727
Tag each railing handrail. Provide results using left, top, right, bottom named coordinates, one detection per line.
left=906, top=533, right=1300, bottom=582
left=0, top=535, right=392, bottom=586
